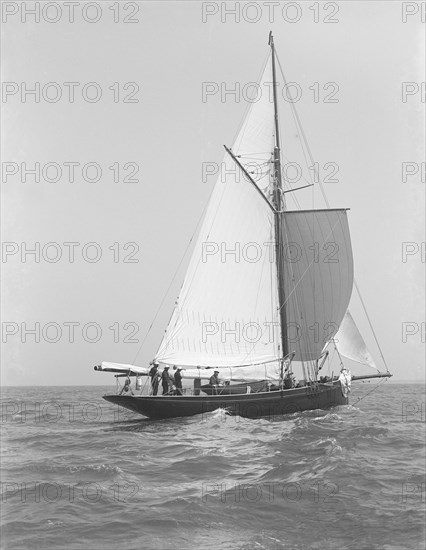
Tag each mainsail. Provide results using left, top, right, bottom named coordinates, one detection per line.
left=281, top=209, right=354, bottom=361
left=155, top=47, right=354, bottom=369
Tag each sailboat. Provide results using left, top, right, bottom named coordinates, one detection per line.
left=95, top=33, right=391, bottom=420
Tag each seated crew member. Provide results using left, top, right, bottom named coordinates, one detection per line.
left=209, top=370, right=221, bottom=385
left=209, top=370, right=222, bottom=393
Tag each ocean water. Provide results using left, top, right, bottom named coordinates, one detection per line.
left=1, top=383, right=425, bottom=550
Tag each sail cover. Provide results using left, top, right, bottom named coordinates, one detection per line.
left=155, top=55, right=281, bottom=368
left=334, top=311, right=377, bottom=368
left=281, top=209, right=354, bottom=361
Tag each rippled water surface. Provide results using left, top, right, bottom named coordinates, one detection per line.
left=1, top=384, right=425, bottom=549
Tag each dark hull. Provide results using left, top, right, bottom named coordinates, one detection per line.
left=103, top=381, right=347, bottom=420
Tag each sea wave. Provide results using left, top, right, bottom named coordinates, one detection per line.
left=1, top=384, right=425, bottom=550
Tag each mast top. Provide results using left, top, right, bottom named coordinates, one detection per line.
left=268, top=31, right=273, bottom=45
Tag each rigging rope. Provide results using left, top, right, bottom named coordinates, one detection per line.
left=353, top=280, right=390, bottom=373
left=351, top=376, right=390, bottom=406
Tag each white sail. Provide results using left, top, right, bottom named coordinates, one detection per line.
left=155, top=58, right=280, bottom=368
left=281, top=209, right=354, bottom=361
left=334, top=311, right=377, bottom=368
left=155, top=150, right=280, bottom=367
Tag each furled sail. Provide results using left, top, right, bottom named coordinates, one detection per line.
left=281, top=209, right=354, bottom=361
left=155, top=57, right=280, bottom=368
left=95, top=362, right=149, bottom=375
left=334, top=311, right=377, bottom=368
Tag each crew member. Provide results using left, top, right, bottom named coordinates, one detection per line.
left=209, top=370, right=221, bottom=393
left=283, top=371, right=293, bottom=389
left=174, top=367, right=183, bottom=395
left=149, top=363, right=160, bottom=396
left=162, top=366, right=172, bottom=395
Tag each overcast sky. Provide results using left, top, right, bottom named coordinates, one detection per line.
left=2, top=0, right=425, bottom=385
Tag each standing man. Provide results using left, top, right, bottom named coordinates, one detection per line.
left=174, top=367, right=183, bottom=395
left=149, top=362, right=160, bottom=396
left=162, top=366, right=172, bottom=395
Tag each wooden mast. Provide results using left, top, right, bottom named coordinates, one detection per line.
left=269, top=32, right=289, bottom=359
